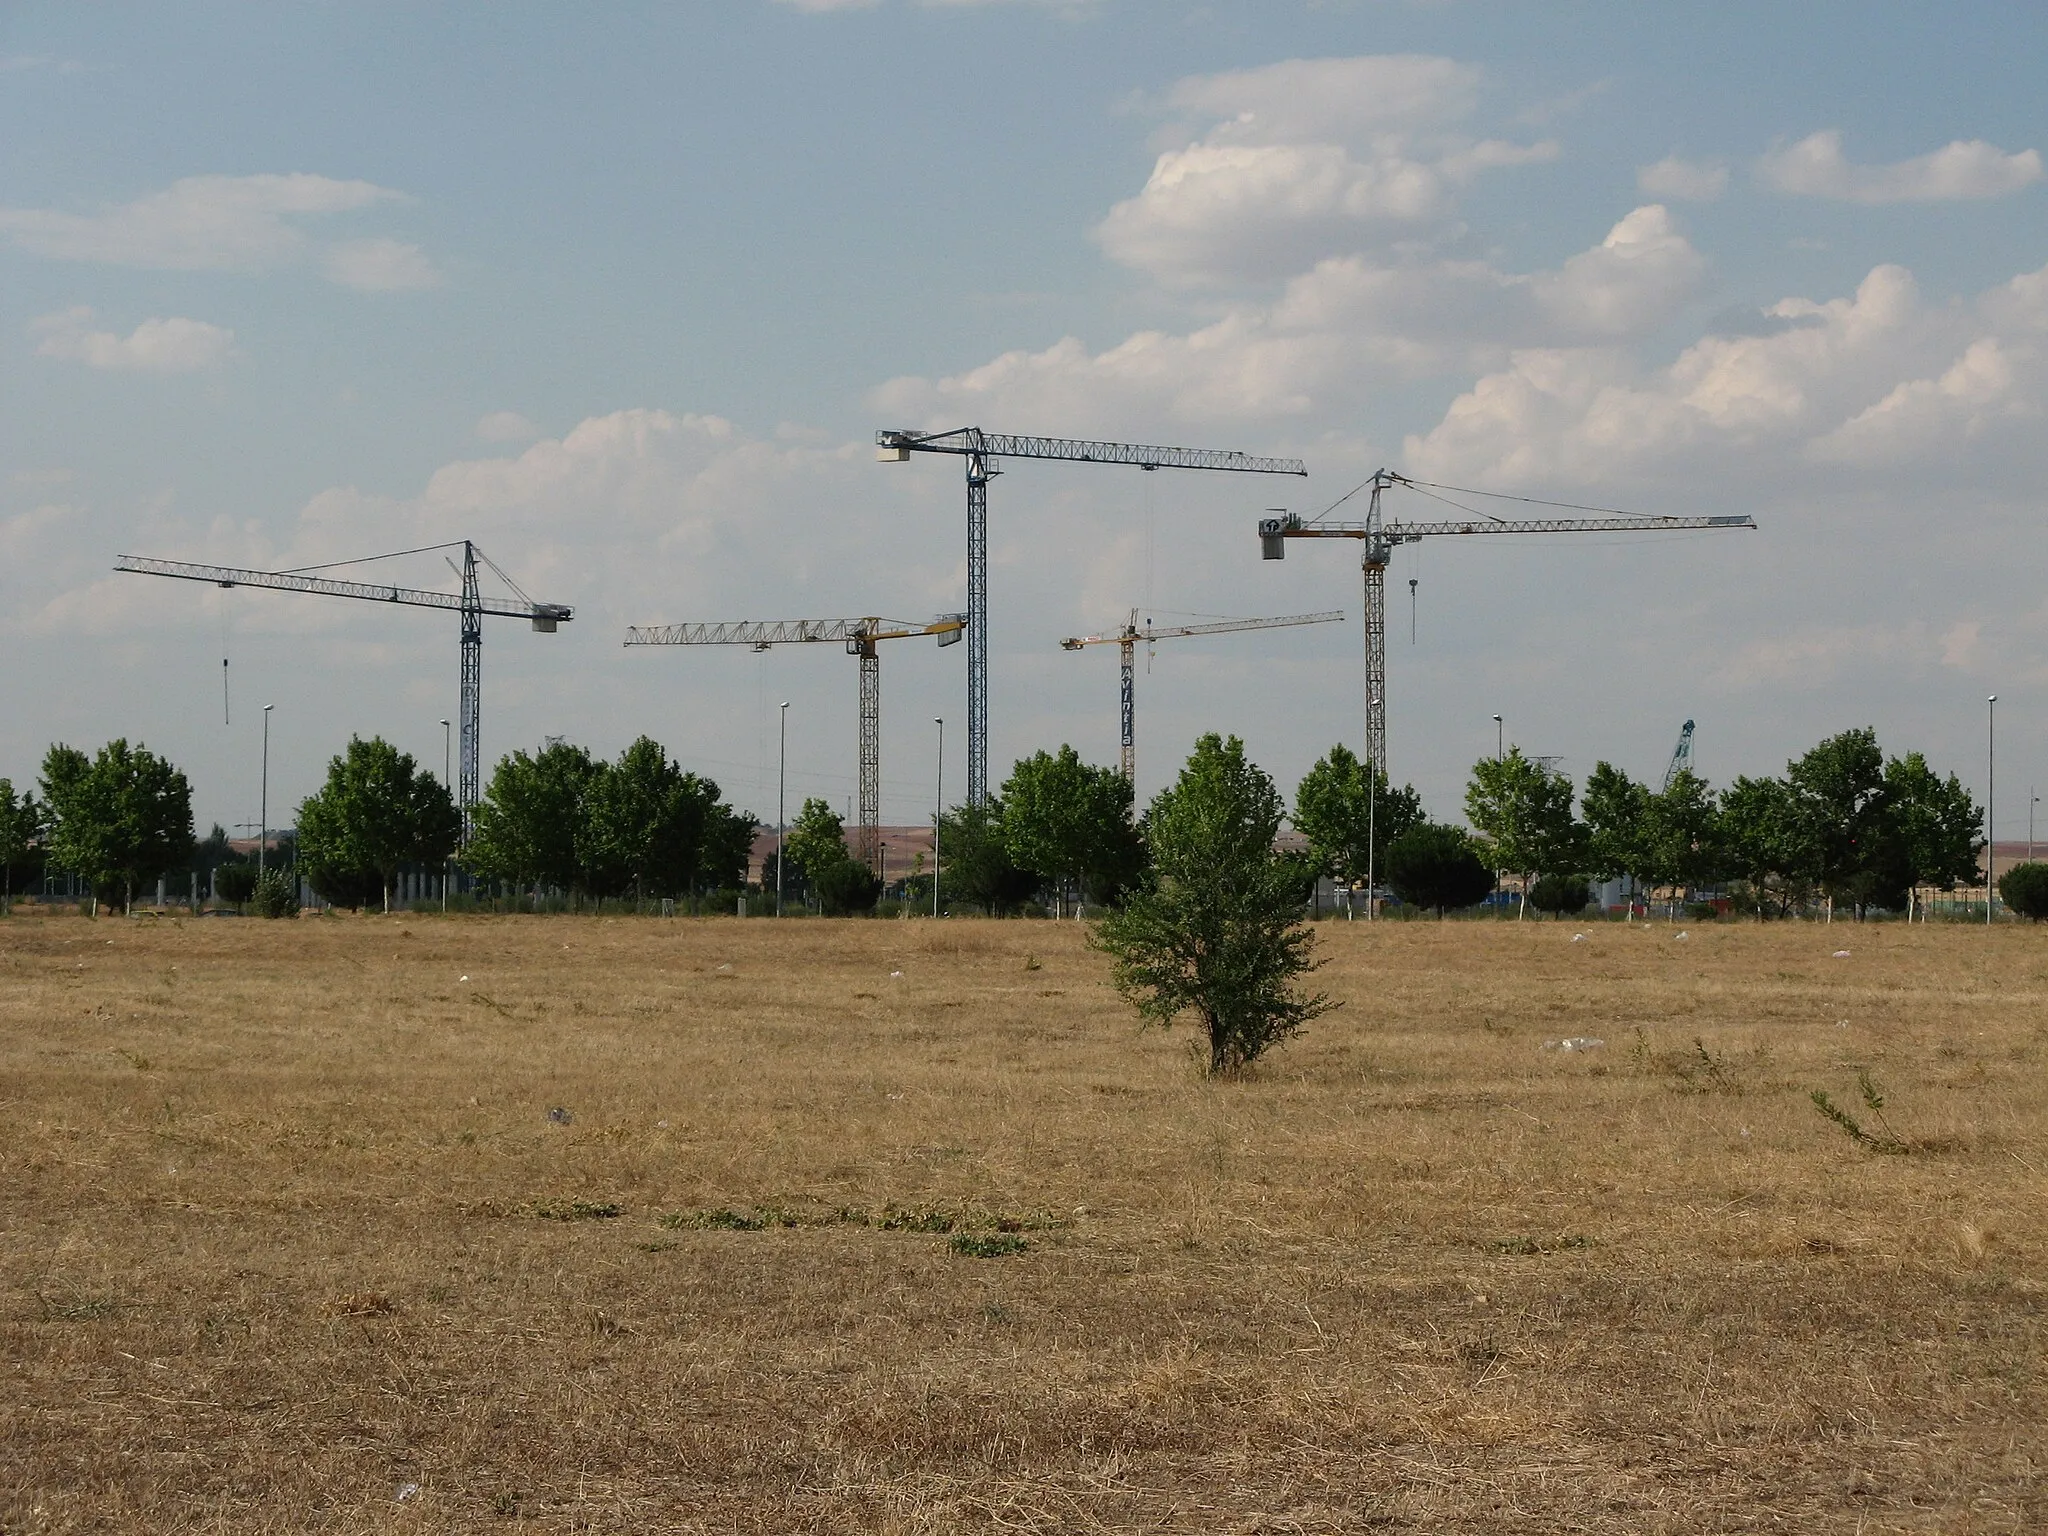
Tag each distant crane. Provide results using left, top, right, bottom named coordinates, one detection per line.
left=1060, top=609, right=1345, bottom=783
left=623, top=614, right=967, bottom=870
left=877, top=427, right=1306, bottom=805
left=1662, top=719, right=1696, bottom=792
left=1259, top=470, right=1754, bottom=776
left=115, top=543, right=572, bottom=836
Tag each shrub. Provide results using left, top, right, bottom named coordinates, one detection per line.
left=1998, top=861, right=2048, bottom=921
left=812, top=856, right=884, bottom=916
left=213, top=863, right=257, bottom=910
left=1528, top=874, right=1591, bottom=916
left=1384, top=823, right=1495, bottom=916
left=250, top=870, right=300, bottom=919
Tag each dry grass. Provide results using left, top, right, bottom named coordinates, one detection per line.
left=2, top=909, right=2044, bottom=1532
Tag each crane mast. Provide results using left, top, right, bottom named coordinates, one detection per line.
left=1259, top=471, right=1753, bottom=777
left=878, top=426, right=1305, bottom=805
left=624, top=613, right=965, bottom=870
left=115, top=543, right=572, bottom=841
left=1060, top=609, right=1343, bottom=783
left=1662, top=719, right=1697, bottom=791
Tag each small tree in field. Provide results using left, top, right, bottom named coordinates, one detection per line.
left=1092, top=734, right=1334, bottom=1074
left=214, top=862, right=258, bottom=911
left=1998, top=862, right=2048, bottom=921
left=1384, top=823, right=1495, bottom=917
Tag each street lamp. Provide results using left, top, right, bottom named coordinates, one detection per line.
left=1492, top=714, right=1504, bottom=762
left=1367, top=699, right=1380, bottom=922
left=1987, top=695, right=1997, bottom=924
left=259, top=704, right=274, bottom=882
left=441, top=718, right=451, bottom=912
left=2030, top=789, right=2039, bottom=865
left=933, top=717, right=944, bottom=918
left=777, top=701, right=789, bottom=918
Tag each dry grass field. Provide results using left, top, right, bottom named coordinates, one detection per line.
left=2, top=910, right=2044, bottom=1533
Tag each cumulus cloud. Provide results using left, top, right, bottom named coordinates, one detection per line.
left=31, top=307, right=235, bottom=372
left=1403, top=259, right=2048, bottom=490
left=322, top=237, right=440, bottom=291
left=1637, top=154, right=1728, bottom=202
left=879, top=206, right=1706, bottom=433
left=1095, top=54, right=1556, bottom=287
left=1759, top=129, right=2043, bottom=203
left=476, top=411, right=541, bottom=443
left=0, top=173, right=440, bottom=287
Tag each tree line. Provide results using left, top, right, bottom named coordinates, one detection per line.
left=0, top=720, right=2025, bottom=922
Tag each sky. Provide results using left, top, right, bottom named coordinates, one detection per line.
left=4, top=1, right=2046, bottom=840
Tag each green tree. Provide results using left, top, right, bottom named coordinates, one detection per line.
left=297, top=736, right=460, bottom=913
left=1383, top=822, right=1496, bottom=916
left=1880, top=751, right=1982, bottom=913
left=936, top=798, right=1039, bottom=915
left=812, top=856, right=884, bottom=916
left=39, top=740, right=195, bottom=913
left=466, top=741, right=601, bottom=893
left=214, top=862, right=258, bottom=910
left=1292, top=744, right=1424, bottom=889
left=1719, top=774, right=1806, bottom=918
left=1093, top=734, right=1335, bottom=1074
left=1641, top=768, right=1724, bottom=911
left=1785, top=728, right=1887, bottom=914
left=786, top=798, right=852, bottom=884
left=1528, top=873, right=1591, bottom=916
left=1998, top=862, right=2048, bottom=921
left=1465, top=748, right=1586, bottom=919
left=698, top=800, right=759, bottom=895
left=1582, top=761, right=1650, bottom=910
left=0, top=779, right=40, bottom=907
left=1001, top=745, right=1144, bottom=915
left=576, top=737, right=707, bottom=902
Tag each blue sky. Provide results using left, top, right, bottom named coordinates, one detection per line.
left=5, top=1, right=2046, bottom=837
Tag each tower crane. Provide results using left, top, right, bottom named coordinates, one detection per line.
left=876, top=427, right=1306, bottom=805
left=1060, top=609, right=1345, bottom=783
left=115, top=542, right=572, bottom=837
left=1662, top=719, right=1696, bottom=791
left=623, top=614, right=966, bottom=870
left=1259, top=470, right=1754, bottom=775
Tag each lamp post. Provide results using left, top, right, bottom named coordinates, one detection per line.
left=1492, top=714, right=1504, bottom=762
left=2030, top=789, right=2038, bottom=864
left=933, top=717, right=944, bottom=918
left=777, top=701, right=789, bottom=918
left=259, top=704, right=274, bottom=882
left=1988, top=695, right=1997, bottom=925
left=441, top=718, right=451, bottom=911
left=1367, top=697, right=1380, bottom=922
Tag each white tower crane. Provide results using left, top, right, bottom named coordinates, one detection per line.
left=1060, top=610, right=1345, bottom=783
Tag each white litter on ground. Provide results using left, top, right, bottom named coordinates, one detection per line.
left=1544, top=1036, right=1606, bottom=1052
left=1833, top=950, right=1851, bottom=959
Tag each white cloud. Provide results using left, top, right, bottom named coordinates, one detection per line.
left=1095, top=54, right=1556, bottom=287
left=0, top=173, right=438, bottom=288
left=1637, top=154, right=1728, bottom=202
left=1401, top=259, right=2048, bottom=491
left=476, top=411, right=541, bottom=443
left=879, top=207, right=1706, bottom=433
left=322, top=237, right=441, bottom=291
left=1758, top=130, right=2043, bottom=203
left=1160, top=55, right=1483, bottom=143
left=31, top=306, right=235, bottom=372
